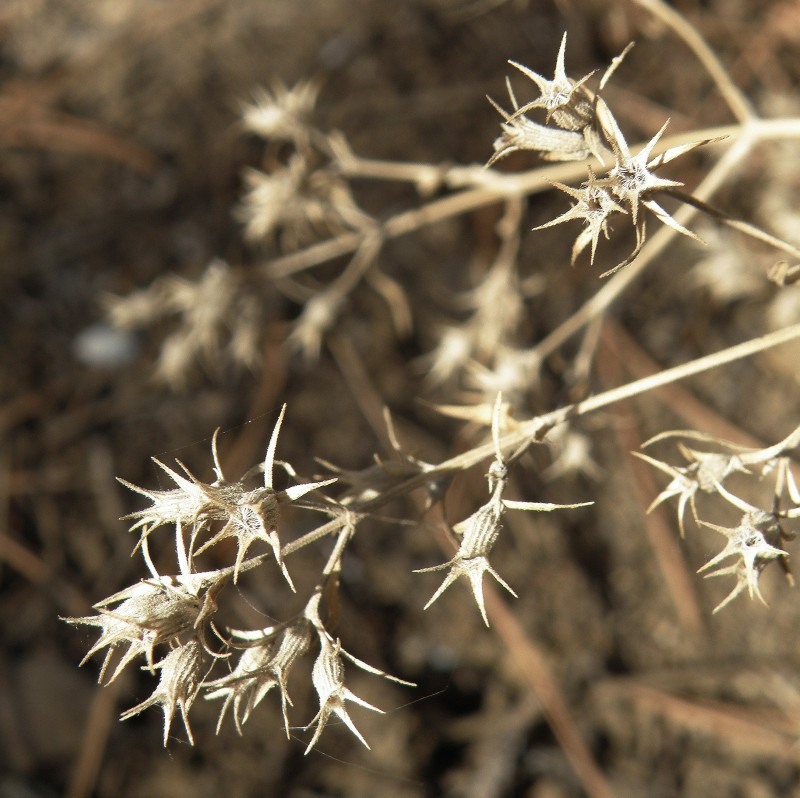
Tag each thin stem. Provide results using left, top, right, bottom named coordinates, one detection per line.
left=264, top=124, right=739, bottom=280
left=632, top=0, right=756, bottom=123
left=438, top=322, right=800, bottom=488
left=530, top=116, right=800, bottom=361
left=140, top=536, right=160, bottom=581
left=282, top=515, right=348, bottom=556
left=530, top=127, right=756, bottom=362
left=558, top=322, right=800, bottom=422
left=320, top=514, right=356, bottom=578
left=284, top=321, right=800, bottom=556
left=326, top=230, right=383, bottom=297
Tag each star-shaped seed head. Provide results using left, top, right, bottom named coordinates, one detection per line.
left=65, top=578, right=204, bottom=683
left=205, top=619, right=313, bottom=736
left=415, top=395, right=591, bottom=625
left=535, top=168, right=627, bottom=264
left=594, top=101, right=719, bottom=241
left=486, top=33, right=602, bottom=166
left=635, top=444, right=748, bottom=537
left=507, top=33, right=595, bottom=130
left=699, top=511, right=788, bottom=612
left=64, top=523, right=248, bottom=685
left=119, top=457, right=225, bottom=546
left=599, top=117, right=684, bottom=224
left=304, top=635, right=383, bottom=753
left=240, top=79, right=319, bottom=143
left=120, top=640, right=204, bottom=746
left=298, top=589, right=415, bottom=753
left=190, top=405, right=336, bottom=586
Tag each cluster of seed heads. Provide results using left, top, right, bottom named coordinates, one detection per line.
left=637, top=425, right=800, bottom=612
left=489, top=33, right=722, bottom=276
left=66, top=30, right=800, bottom=756
left=66, top=397, right=594, bottom=748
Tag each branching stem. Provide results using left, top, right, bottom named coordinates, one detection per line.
left=284, top=321, right=800, bottom=555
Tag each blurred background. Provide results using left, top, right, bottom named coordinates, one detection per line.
left=3, top=0, right=800, bottom=796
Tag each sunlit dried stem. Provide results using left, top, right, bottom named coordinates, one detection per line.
left=264, top=124, right=739, bottom=280
left=632, top=0, right=755, bottom=124
left=284, top=322, right=800, bottom=556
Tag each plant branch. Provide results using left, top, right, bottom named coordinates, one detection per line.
left=632, top=0, right=756, bottom=124
left=530, top=127, right=756, bottom=362
left=284, top=321, right=800, bottom=556
left=264, top=124, right=739, bottom=280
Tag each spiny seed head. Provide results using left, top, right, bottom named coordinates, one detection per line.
left=415, top=394, right=591, bottom=625
left=240, top=79, right=320, bottom=143
left=123, top=405, right=335, bottom=587
left=118, top=458, right=223, bottom=543
left=535, top=169, right=627, bottom=264
left=120, top=640, right=204, bottom=746
left=65, top=579, right=204, bottom=682
left=699, top=511, right=788, bottom=612
left=304, top=635, right=383, bottom=754
left=635, top=444, right=747, bottom=538
left=206, top=619, right=313, bottom=736
left=506, top=33, right=595, bottom=130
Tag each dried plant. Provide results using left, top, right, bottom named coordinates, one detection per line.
left=415, top=396, right=591, bottom=625
left=66, top=3, right=800, bottom=786
left=488, top=33, right=741, bottom=276
left=106, top=259, right=262, bottom=388
left=637, top=425, right=800, bottom=611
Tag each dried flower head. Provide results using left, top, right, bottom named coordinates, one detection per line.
left=487, top=33, right=618, bottom=166
left=303, top=630, right=414, bottom=753
left=286, top=290, right=344, bottom=361
left=119, top=458, right=221, bottom=544
left=698, top=511, right=788, bottom=613
left=416, top=396, right=591, bottom=625
left=64, top=525, right=242, bottom=683
left=534, top=167, right=627, bottom=265
left=120, top=640, right=204, bottom=746
left=237, top=156, right=370, bottom=248
left=487, top=91, right=594, bottom=165
left=205, top=618, right=313, bottom=736
left=122, top=406, right=335, bottom=587
left=65, top=578, right=199, bottom=684
left=421, top=258, right=536, bottom=388
left=590, top=100, right=720, bottom=274
left=635, top=434, right=750, bottom=537
left=275, top=590, right=414, bottom=753
left=240, top=79, right=320, bottom=143
left=196, top=406, right=335, bottom=585
left=304, top=634, right=383, bottom=753
left=106, top=259, right=262, bottom=388
left=597, top=114, right=683, bottom=225
left=237, top=158, right=305, bottom=242
left=636, top=426, right=800, bottom=612
left=505, top=33, right=595, bottom=130
left=422, top=325, right=475, bottom=386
